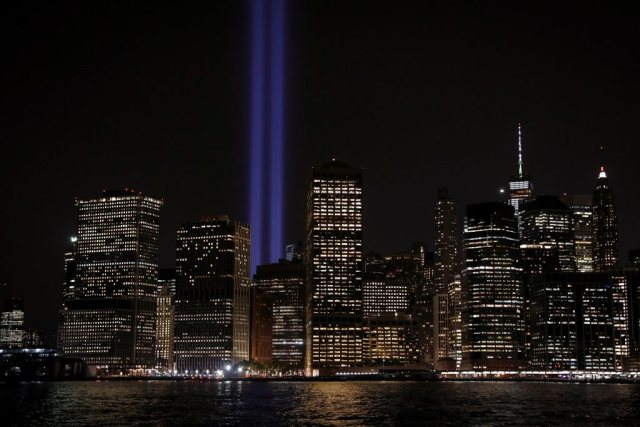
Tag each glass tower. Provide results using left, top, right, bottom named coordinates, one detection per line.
left=174, top=216, right=250, bottom=373
left=461, top=202, right=524, bottom=370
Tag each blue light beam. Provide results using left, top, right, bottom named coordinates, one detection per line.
left=269, top=0, right=285, bottom=262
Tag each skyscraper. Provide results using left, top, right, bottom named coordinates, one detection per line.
left=561, top=194, right=594, bottom=272
left=507, top=124, right=534, bottom=223
left=305, top=159, right=363, bottom=376
left=253, top=260, right=306, bottom=369
left=0, top=298, right=24, bottom=349
left=520, top=195, right=576, bottom=272
left=592, top=166, right=619, bottom=271
left=58, top=190, right=162, bottom=371
left=174, top=216, right=250, bottom=373
left=434, top=187, right=459, bottom=295
left=155, top=268, right=175, bottom=371
left=461, top=203, right=524, bottom=370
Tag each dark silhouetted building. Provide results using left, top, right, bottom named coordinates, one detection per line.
left=592, top=166, right=619, bottom=271
left=253, top=260, right=305, bottom=369
left=58, top=190, right=162, bottom=370
left=305, top=159, right=364, bottom=376
left=0, top=298, right=24, bottom=349
left=461, top=203, right=524, bottom=370
left=250, top=288, right=273, bottom=365
left=629, top=249, right=640, bottom=269
left=174, top=216, right=250, bottom=373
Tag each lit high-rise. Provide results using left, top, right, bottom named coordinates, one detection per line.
left=174, top=216, right=250, bottom=373
left=461, top=202, right=524, bottom=370
left=507, top=123, right=534, bottom=222
left=305, top=159, right=363, bottom=376
left=58, top=190, right=162, bottom=370
left=592, top=166, right=619, bottom=271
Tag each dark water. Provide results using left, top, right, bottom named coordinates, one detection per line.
left=3, top=380, right=640, bottom=426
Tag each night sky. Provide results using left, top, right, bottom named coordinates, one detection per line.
left=2, top=2, right=639, bottom=334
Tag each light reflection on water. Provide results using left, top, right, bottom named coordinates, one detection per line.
left=4, top=380, right=640, bottom=426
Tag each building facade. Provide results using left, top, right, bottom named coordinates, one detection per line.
left=0, top=298, right=24, bottom=349
left=58, top=190, right=162, bottom=370
left=305, top=160, right=364, bottom=375
left=520, top=196, right=576, bottom=272
left=155, top=269, right=175, bottom=370
left=174, top=216, right=250, bottom=373
left=461, top=203, right=524, bottom=370
left=530, top=271, right=638, bottom=371
left=561, top=194, right=594, bottom=272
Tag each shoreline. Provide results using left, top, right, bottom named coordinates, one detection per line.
left=4, top=374, right=640, bottom=385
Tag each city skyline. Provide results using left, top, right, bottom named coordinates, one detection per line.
left=3, top=2, right=640, bottom=338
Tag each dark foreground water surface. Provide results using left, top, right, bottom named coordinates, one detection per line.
left=4, top=380, right=640, bottom=426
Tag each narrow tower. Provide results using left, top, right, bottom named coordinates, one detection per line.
left=508, top=123, right=534, bottom=222
left=592, top=165, right=619, bottom=271
left=434, top=187, right=459, bottom=295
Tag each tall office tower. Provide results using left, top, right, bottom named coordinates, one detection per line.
left=253, top=260, right=306, bottom=369
left=592, top=166, right=620, bottom=271
left=520, top=196, right=576, bottom=272
left=174, top=216, right=250, bottom=373
left=507, top=124, right=534, bottom=224
left=434, top=187, right=459, bottom=295
left=305, top=159, right=363, bottom=376
left=561, top=194, right=594, bottom=272
left=58, top=190, right=162, bottom=370
left=0, top=298, right=24, bottom=349
left=461, top=203, right=524, bottom=370
left=530, top=271, right=639, bottom=371
left=155, top=269, right=175, bottom=370
left=285, top=242, right=303, bottom=263
left=447, top=274, right=462, bottom=369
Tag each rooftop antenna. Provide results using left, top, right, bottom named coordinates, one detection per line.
left=518, top=123, right=524, bottom=177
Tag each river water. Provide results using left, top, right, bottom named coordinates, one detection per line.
left=4, top=380, right=640, bottom=425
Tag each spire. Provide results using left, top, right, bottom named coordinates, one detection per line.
left=517, top=123, right=524, bottom=177
left=598, top=146, right=607, bottom=178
